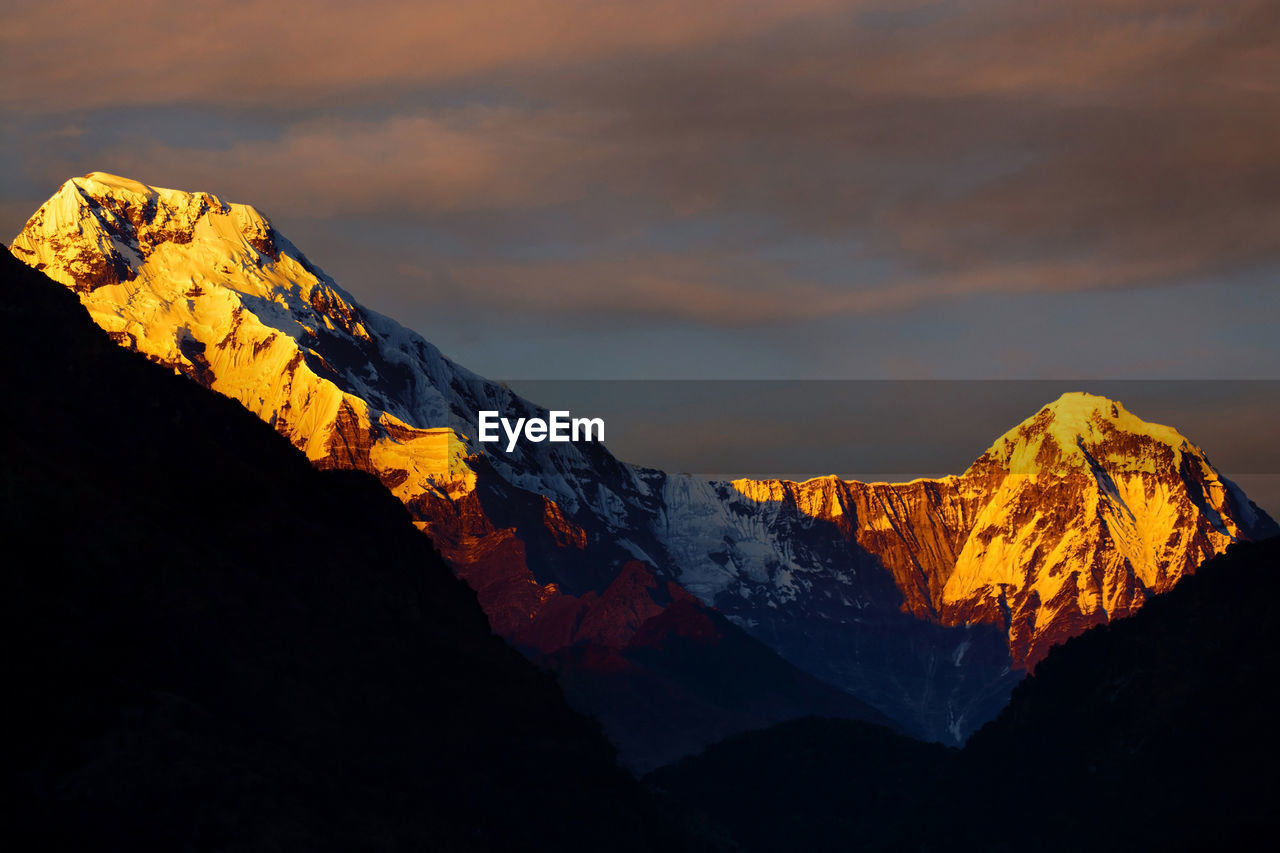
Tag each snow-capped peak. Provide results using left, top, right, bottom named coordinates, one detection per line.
left=8, top=172, right=635, bottom=515
left=971, top=391, right=1199, bottom=477
left=11, top=171, right=286, bottom=302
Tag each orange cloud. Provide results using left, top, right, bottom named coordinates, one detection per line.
left=391, top=251, right=1209, bottom=327
left=5, top=0, right=1279, bottom=329
left=0, top=0, right=847, bottom=110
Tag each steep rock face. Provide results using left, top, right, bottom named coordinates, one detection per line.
left=655, top=472, right=1023, bottom=741
left=939, top=394, right=1266, bottom=664
left=13, top=173, right=1275, bottom=748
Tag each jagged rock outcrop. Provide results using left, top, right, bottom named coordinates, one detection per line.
left=12, top=173, right=1275, bottom=749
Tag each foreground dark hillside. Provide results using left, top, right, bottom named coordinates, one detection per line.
left=943, top=533, right=1280, bottom=852
left=651, top=535, right=1280, bottom=852
left=648, top=718, right=950, bottom=852
left=0, top=248, right=711, bottom=851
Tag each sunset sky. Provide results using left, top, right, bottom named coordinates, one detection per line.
left=3, top=0, right=1278, bottom=382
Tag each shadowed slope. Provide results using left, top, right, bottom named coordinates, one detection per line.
left=648, top=718, right=950, bottom=852
left=8, top=172, right=894, bottom=768
left=941, top=533, right=1280, bottom=852
left=0, top=248, right=708, bottom=852
left=649, top=535, right=1280, bottom=852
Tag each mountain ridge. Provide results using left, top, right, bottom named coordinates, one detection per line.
left=12, top=171, right=1275, bottom=753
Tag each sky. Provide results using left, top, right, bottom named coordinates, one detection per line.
left=3, top=0, right=1279, bottom=382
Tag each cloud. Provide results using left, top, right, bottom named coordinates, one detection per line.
left=388, top=250, right=1208, bottom=328
left=0, top=0, right=845, bottom=110
left=4, top=0, right=1279, bottom=330
left=75, top=110, right=605, bottom=217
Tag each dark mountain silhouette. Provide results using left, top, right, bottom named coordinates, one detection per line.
left=648, top=718, right=950, bottom=852
left=0, top=247, right=715, bottom=851
left=649, top=534, right=1280, bottom=852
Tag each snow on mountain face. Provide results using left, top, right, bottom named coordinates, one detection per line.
left=13, top=175, right=630, bottom=644
left=12, top=173, right=1277, bottom=746
left=10, top=173, right=642, bottom=518
left=942, top=393, right=1268, bottom=664
left=702, top=392, right=1276, bottom=707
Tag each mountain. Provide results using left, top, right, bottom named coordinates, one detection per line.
left=648, top=535, right=1280, bottom=852
left=8, top=172, right=888, bottom=771
left=0, top=248, right=711, bottom=851
left=12, top=172, right=1275, bottom=751
left=694, top=392, right=1276, bottom=738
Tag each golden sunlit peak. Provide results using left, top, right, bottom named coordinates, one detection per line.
left=56, top=172, right=271, bottom=231
left=1041, top=391, right=1127, bottom=420
left=1034, top=391, right=1181, bottom=444
left=72, top=171, right=156, bottom=196
left=974, top=391, right=1196, bottom=478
